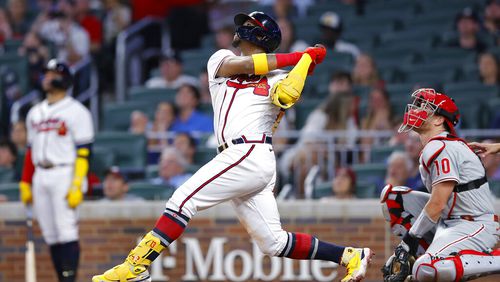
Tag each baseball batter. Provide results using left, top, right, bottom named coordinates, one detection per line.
left=381, top=88, right=500, bottom=281
left=20, top=59, right=94, bottom=282
left=93, top=11, right=373, bottom=282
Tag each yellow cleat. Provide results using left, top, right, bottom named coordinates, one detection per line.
left=92, top=262, right=150, bottom=282
left=92, top=232, right=165, bottom=282
left=340, top=247, right=374, bottom=282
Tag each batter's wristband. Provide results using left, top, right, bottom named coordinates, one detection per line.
left=252, top=53, right=269, bottom=75
left=276, top=52, right=304, bottom=68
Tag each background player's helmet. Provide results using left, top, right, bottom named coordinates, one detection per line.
left=234, top=11, right=281, bottom=53
left=43, top=59, right=73, bottom=90
left=398, top=88, right=460, bottom=135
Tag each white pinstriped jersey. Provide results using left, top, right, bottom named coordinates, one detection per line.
left=419, top=132, right=495, bottom=217
left=207, top=49, right=287, bottom=146
left=26, top=96, right=94, bottom=165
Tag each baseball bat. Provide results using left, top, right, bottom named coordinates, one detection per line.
left=25, top=206, right=37, bottom=282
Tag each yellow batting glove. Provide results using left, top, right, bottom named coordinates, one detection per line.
left=66, top=179, right=83, bottom=209
left=19, top=181, right=32, bottom=205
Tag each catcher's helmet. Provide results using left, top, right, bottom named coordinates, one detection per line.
left=234, top=11, right=281, bottom=53
left=398, top=88, right=460, bottom=135
left=43, top=59, right=73, bottom=90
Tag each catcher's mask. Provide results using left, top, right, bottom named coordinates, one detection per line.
left=398, top=88, right=460, bottom=135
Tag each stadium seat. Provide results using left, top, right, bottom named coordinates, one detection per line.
left=0, top=167, right=15, bottom=183
left=370, top=145, right=404, bottom=163
left=145, top=165, right=159, bottom=179
left=443, top=82, right=498, bottom=100
left=313, top=181, right=332, bottom=199
left=355, top=181, right=377, bottom=198
left=351, top=163, right=386, bottom=184
left=0, top=182, right=19, bottom=201
left=294, top=99, right=322, bottom=129
left=129, top=87, right=177, bottom=103
left=194, top=146, right=217, bottom=166
left=91, top=147, right=116, bottom=179
left=489, top=180, right=500, bottom=197
left=128, top=182, right=175, bottom=200
left=102, top=102, right=153, bottom=131
left=94, top=132, right=147, bottom=171
left=0, top=54, right=29, bottom=94
left=3, top=39, right=23, bottom=54
left=14, top=149, right=25, bottom=181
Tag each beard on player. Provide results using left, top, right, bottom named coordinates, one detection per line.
left=232, top=33, right=241, bottom=49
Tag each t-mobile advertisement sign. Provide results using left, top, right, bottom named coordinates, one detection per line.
left=146, top=237, right=339, bottom=281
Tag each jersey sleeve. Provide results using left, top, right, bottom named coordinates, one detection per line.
left=421, top=140, right=459, bottom=186
left=207, top=49, right=235, bottom=85
left=71, top=106, right=95, bottom=145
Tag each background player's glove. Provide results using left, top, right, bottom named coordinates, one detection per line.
left=304, top=44, right=327, bottom=75
left=19, top=181, right=32, bottom=205
left=382, top=243, right=415, bottom=282
left=66, top=179, right=83, bottom=208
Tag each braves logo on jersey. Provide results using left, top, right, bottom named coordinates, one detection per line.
left=31, top=118, right=67, bottom=136
left=226, top=75, right=270, bottom=96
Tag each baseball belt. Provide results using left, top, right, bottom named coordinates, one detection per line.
left=218, top=135, right=272, bottom=153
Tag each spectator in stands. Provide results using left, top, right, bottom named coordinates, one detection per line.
left=150, top=147, right=192, bottom=188
left=0, top=8, right=13, bottom=44
left=352, top=54, right=381, bottom=87
left=198, top=69, right=211, bottom=104
left=171, top=84, right=213, bottom=133
left=0, top=194, right=7, bottom=202
left=404, top=131, right=425, bottom=191
left=35, top=1, right=90, bottom=65
left=478, top=52, right=500, bottom=85
left=361, top=87, right=393, bottom=132
left=448, top=7, right=487, bottom=53
left=318, top=11, right=360, bottom=59
left=173, top=132, right=196, bottom=165
left=10, top=120, right=27, bottom=152
left=215, top=25, right=238, bottom=54
left=279, top=92, right=358, bottom=197
left=18, top=31, right=50, bottom=89
left=6, top=0, right=30, bottom=38
left=271, top=0, right=298, bottom=19
left=149, top=102, right=176, bottom=149
left=276, top=18, right=308, bottom=53
left=484, top=0, right=500, bottom=45
left=328, top=71, right=353, bottom=96
left=74, top=0, right=103, bottom=53
left=328, top=167, right=356, bottom=199
left=375, top=151, right=413, bottom=194
left=100, top=166, right=143, bottom=201
left=103, top=0, right=131, bottom=44
left=129, top=110, right=150, bottom=135
left=145, top=53, right=198, bottom=89
left=0, top=139, right=17, bottom=169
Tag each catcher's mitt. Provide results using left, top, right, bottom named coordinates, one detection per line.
left=382, top=244, right=416, bottom=282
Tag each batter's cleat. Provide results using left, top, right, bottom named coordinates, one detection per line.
left=340, top=247, right=374, bottom=282
left=92, top=232, right=165, bottom=282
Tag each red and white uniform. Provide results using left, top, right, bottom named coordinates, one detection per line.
left=165, top=49, right=290, bottom=256
left=26, top=96, right=94, bottom=244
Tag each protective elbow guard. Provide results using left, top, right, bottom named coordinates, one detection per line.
left=271, top=73, right=304, bottom=109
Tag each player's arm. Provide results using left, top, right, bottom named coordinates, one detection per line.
left=468, top=142, right=500, bottom=156
left=66, top=143, right=91, bottom=209
left=19, top=147, right=35, bottom=205
left=216, top=52, right=301, bottom=77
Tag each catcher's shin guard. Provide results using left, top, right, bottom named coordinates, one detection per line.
left=92, top=232, right=165, bottom=282
left=413, top=249, right=500, bottom=282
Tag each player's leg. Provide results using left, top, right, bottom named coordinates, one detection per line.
left=413, top=220, right=500, bottom=281
left=232, top=171, right=373, bottom=282
left=93, top=144, right=274, bottom=282
left=380, top=184, right=434, bottom=255
left=49, top=167, right=80, bottom=282
left=33, top=169, right=65, bottom=280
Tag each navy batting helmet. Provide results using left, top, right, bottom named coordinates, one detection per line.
left=43, top=59, right=73, bottom=90
left=234, top=11, right=281, bottom=53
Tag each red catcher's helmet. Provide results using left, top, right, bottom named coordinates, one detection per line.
left=398, top=88, right=460, bottom=135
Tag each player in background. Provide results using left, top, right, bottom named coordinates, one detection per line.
left=19, top=59, right=94, bottom=282
left=93, top=11, right=373, bottom=282
left=381, top=88, right=500, bottom=282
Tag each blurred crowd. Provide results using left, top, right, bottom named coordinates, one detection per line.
left=1, top=0, right=500, bottom=202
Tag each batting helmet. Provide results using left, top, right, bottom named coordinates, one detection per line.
left=398, top=88, right=460, bottom=135
left=234, top=11, right=281, bottom=53
left=43, top=59, right=73, bottom=90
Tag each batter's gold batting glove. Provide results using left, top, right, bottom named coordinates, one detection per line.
left=66, top=179, right=83, bottom=209
left=19, top=181, right=32, bottom=205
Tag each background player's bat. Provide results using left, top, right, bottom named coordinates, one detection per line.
left=25, top=206, right=37, bottom=282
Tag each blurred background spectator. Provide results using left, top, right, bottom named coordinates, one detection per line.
left=322, top=166, right=356, bottom=200
left=484, top=0, right=500, bottom=45
left=129, top=110, right=150, bottom=135
left=171, top=84, right=213, bottom=133
left=328, top=71, right=353, bottom=96
left=318, top=11, right=360, bottom=58
left=6, top=0, right=31, bottom=39
left=215, top=25, right=238, bottom=54
left=276, top=17, right=307, bottom=53
left=150, top=147, right=192, bottom=188
left=9, top=121, right=27, bottom=152
left=378, top=151, right=413, bottom=194
left=100, top=166, right=143, bottom=201
left=352, top=54, right=381, bottom=87
left=148, top=101, right=176, bottom=149
left=0, top=139, right=17, bottom=170
left=478, top=52, right=500, bottom=85
left=18, top=31, right=50, bottom=90
left=0, top=8, right=13, bottom=44
left=146, top=53, right=198, bottom=89
left=447, top=7, right=487, bottom=53
left=74, top=0, right=103, bottom=53
left=173, top=133, right=197, bottom=165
